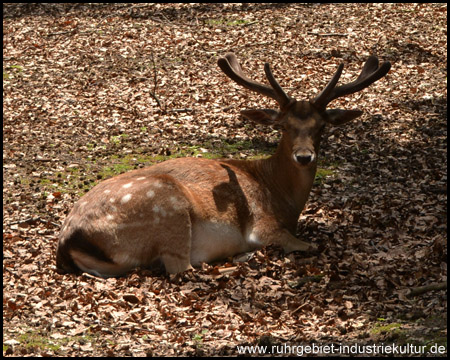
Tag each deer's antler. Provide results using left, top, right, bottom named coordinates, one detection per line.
left=312, top=56, right=391, bottom=110
left=218, top=53, right=291, bottom=109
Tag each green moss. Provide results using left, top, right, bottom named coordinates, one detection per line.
left=5, top=329, right=101, bottom=354
left=192, top=329, right=208, bottom=348
left=39, top=178, right=52, bottom=186
left=314, top=168, right=335, bottom=184
left=37, top=139, right=276, bottom=198
left=371, top=322, right=402, bottom=335
left=15, top=331, right=60, bottom=352
left=370, top=318, right=447, bottom=352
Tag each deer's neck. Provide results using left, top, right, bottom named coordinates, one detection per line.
left=248, top=135, right=319, bottom=228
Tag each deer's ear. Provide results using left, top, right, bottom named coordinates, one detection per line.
left=241, top=109, right=280, bottom=126
left=324, top=109, right=363, bottom=126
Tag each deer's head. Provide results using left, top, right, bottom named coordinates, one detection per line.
left=218, top=53, right=391, bottom=167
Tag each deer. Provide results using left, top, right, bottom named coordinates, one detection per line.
left=56, top=53, right=390, bottom=278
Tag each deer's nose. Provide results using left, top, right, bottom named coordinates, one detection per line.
left=293, top=150, right=315, bottom=166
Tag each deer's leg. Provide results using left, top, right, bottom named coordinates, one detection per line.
left=250, top=223, right=317, bottom=253
left=161, top=254, right=193, bottom=274
left=157, top=208, right=194, bottom=274
left=277, top=229, right=318, bottom=253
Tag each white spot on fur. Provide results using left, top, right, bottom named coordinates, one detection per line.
left=153, top=181, right=163, bottom=189
left=136, top=177, right=146, bottom=181
left=146, top=189, right=155, bottom=198
left=122, top=182, right=133, bottom=189
left=153, top=205, right=168, bottom=217
left=106, top=214, right=114, bottom=221
left=169, top=196, right=184, bottom=210
left=110, top=198, right=116, bottom=203
left=121, top=194, right=132, bottom=204
left=104, top=189, right=111, bottom=194
left=117, top=222, right=146, bottom=229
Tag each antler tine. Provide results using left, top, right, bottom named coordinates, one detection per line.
left=313, top=56, right=391, bottom=110
left=218, top=53, right=290, bottom=108
left=264, top=63, right=291, bottom=108
left=332, top=56, right=391, bottom=99
left=311, top=63, right=344, bottom=110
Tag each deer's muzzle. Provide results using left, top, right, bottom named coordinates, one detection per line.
left=293, top=149, right=316, bottom=166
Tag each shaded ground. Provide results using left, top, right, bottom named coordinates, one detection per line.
left=3, top=3, right=447, bottom=356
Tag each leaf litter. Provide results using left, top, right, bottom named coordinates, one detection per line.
left=3, top=3, right=447, bottom=357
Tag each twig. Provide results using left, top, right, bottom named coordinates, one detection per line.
left=47, top=29, right=76, bottom=37
left=406, top=282, right=447, bottom=298
left=9, top=217, right=41, bottom=226
left=291, top=302, right=312, bottom=315
left=216, top=266, right=238, bottom=275
left=307, top=32, right=348, bottom=37
left=166, top=108, right=194, bottom=113
left=81, top=272, right=107, bottom=282
left=243, top=20, right=259, bottom=27
left=47, top=29, right=95, bottom=37
left=8, top=217, right=59, bottom=227
left=39, top=218, right=60, bottom=227
left=149, top=52, right=163, bottom=111
left=291, top=274, right=324, bottom=289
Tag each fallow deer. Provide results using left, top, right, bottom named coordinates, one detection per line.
left=56, top=53, right=390, bottom=277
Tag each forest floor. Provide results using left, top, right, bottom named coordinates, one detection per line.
left=3, top=3, right=447, bottom=357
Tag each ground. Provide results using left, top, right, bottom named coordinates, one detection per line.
left=3, top=3, right=447, bottom=357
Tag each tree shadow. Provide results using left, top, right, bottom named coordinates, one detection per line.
left=3, top=3, right=298, bottom=21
